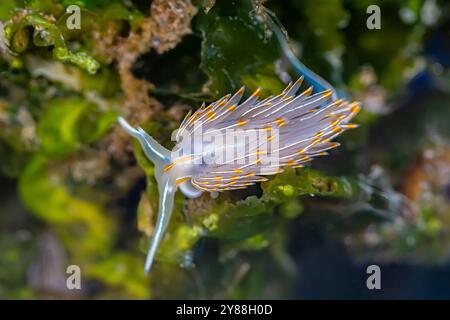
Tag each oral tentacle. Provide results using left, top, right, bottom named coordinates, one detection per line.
left=118, top=116, right=171, bottom=170
left=144, top=175, right=177, bottom=274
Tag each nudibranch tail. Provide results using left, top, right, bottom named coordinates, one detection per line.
left=259, top=6, right=339, bottom=100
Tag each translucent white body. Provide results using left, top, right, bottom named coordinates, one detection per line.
left=118, top=78, right=360, bottom=274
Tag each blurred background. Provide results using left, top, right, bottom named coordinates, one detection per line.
left=0, top=0, right=449, bottom=299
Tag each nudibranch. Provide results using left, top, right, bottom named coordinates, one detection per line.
left=119, top=77, right=360, bottom=274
